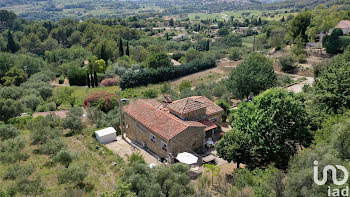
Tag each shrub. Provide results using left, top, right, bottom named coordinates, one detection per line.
left=0, top=86, right=23, bottom=100
left=120, top=56, right=216, bottom=89
left=53, top=150, right=74, bottom=168
left=0, top=99, right=23, bottom=122
left=38, top=138, right=65, bottom=155
left=3, top=164, right=35, bottom=180
left=278, top=55, right=296, bottom=71
left=179, top=80, right=192, bottom=92
left=142, top=89, right=159, bottom=99
left=100, top=78, right=118, bottom=87
left=277, top=75, right=293, bottom=87
left=0, top=124, right=20, bottom=141
left=58, top=76, right=64, bottom=84
left=21, top=94, right=43, bottom=112
left=36, top=102, right=56, bottom=112
left=83, top=92, right=118, bottom=112
left=62, top=108, right=84, bottom=133
left=127, top=152, right=146, bottom=165
left=58, top=165, right=88, bottom=185
left=228, top=47, right=242, bottom=61
left=67, top=66, right=87, bottom=86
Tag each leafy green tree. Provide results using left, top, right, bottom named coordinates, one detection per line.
left=290, top=11, right=312, bottom=42
left=314, top=48, right=350, bottom=114
left=278, top=55, right=296, bottom=72
left=58, top=165, right=88, bottom=186
left=204, top=164, right=220, bottom=186
left=15, top=175, right=44, bottom=196
left=217, top=28, right=229, bottom=37
left=38, top=138, right=65, bottom=155
left=0, top=124, right=20, bottom=140
left=0, top=137, right=28, bottom=163
left=53, top=149, right=75, bottom=168
left=218, top=88, right=312, bottom=169
left=0, top=99, right=23, bottom=122
left=169, top=18, right=174, bottom=27
left=324, top=28, right=343, bottom=54
left=127, top=152, right=146, bottom=165
left=101, top=183, right=137, bottom=197
left=284, top=145, right=343, bottom=197
left=1, top=66, right=27, bottom=86
left=184, top=48, right=202, bottom=63
left=62, top=108, right=84, bottom=133
left=3, top=164, right=35, bottom=180
left=216, top=99, right=230, bottom=122
left=216, top=128, right=252, bottom=168
left=228, top=47, right=242, bottom=61
left=131, top=46, right=148, bottom=62
left=21, top=94, right=43, bottom=111
left=331, top=119, right=350, bottom=160
left=146, top=52, right=171, bottom=69
left=226, top=52, right=276, bottom=99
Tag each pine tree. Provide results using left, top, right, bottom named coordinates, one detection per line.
left=7, top=30, right=19, bottom=53
left=86, top=71, right=90, bottom=88
left=126, top=42, right=130, bottom=56
left=94, top=71, right=98, bottom=87
left=119, top=37, right=124, bottom=57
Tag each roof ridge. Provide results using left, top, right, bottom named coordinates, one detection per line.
left=140, top=99, right=191, bottom=128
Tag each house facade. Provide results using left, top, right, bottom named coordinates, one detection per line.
left=123, top=96, right=223, bottom=162
left=336, top=20, right=350, bottom=35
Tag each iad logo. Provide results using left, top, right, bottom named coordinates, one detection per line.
left=314, top=160, right=349, bottom=197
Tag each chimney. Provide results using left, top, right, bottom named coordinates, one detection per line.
left=163, top=94, right=172, bottom=106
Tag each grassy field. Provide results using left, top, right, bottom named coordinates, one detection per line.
left=189, top=9, right=293, bottom=22
left=0, top=128, right=125, bottom=196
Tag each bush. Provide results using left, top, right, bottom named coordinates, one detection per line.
left=277, top=75, right=293, bottom=87
left=100, top=78, right=118, bottom=87
left=0, top=124, right=20, bottom=141
left=3, top=164, right=35, bottom=180
left=21, top=94, right=43, bottom=111
left=53, top=150, right=74, bottom=168
left=0, top=86, right=23, bottom=100
left=38, top=138, right=65, bottom=155
left=83, top=92, right=118, bottom=112
left=179, top=80, right=192, bottom=92
left=58, top=76, right=64, bottom=84
left=0, top=99, right=23, bottom=122
left=120, top=56, right=216, bottom=89
left=278, top=55, right=296, bottom=71
left=62, top=108, right=84, bottom=133
left=228, top=47, right=243, bottom=61
left=67, top=66, right=87, bottom=86
left=36, top=102, right=56, bottom=112
left=58, top=165, right=88, bottom=185
left=142, top=89, right=159, bottom=99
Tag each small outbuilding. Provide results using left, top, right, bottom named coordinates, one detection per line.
left=95, top=127, right=117, bottom=144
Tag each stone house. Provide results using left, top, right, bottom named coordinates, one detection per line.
left=123, top=96, right=223, bottom=162
left=336, top=20, right=350, bottom=35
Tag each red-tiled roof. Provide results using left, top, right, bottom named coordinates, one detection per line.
left=167, top=98, right=207, bottom=114
left=190, top=96, right=223, bottom=116
left=199, top=119, right=217, bottom=131
left=336, top=20, right=350, bottom=29
left=124, top=99, right=205, bottom=141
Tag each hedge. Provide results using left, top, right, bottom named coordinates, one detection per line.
left=120, top=56, right=216, bottom=89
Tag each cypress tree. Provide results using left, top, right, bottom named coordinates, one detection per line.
left=206, top=40, right=210, bottom=51
left=90, top=73, right=95, bottom=88
left=100, top=44, right=108, bottom=64
left=126, top=42, right=130, bottom=56
left=7, top=30, right=19, bottom=53
left=94, top=71, right=98, bottom=87
left=258, top=17, right=262, bottom=26
left=119, top=37, right=124, bottom=57
left=86, top=71, right=90, bottom=88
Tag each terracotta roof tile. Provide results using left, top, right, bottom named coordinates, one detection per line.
left=190, top=96, right=224, bottom=116
left=336, top=20, right=350, bottom=29
left=124, top=99, right=205, bottom=140
left=167, top=98, right=207, bottom=114
left=199, top=119, right=217, bottom=131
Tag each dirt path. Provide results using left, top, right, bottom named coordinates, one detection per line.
left=287, top=77, right=314, bottom=93
left=171, top=58, right=240, bottom=86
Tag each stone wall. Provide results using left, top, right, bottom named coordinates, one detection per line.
left=170, top=126, right=205, bottom=157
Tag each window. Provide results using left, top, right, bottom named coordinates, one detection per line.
left=161, top=141, right=167, bottom=151
left=150, top=134, right=156, bottom=143
left=136, top=123, right=146, bottom=133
